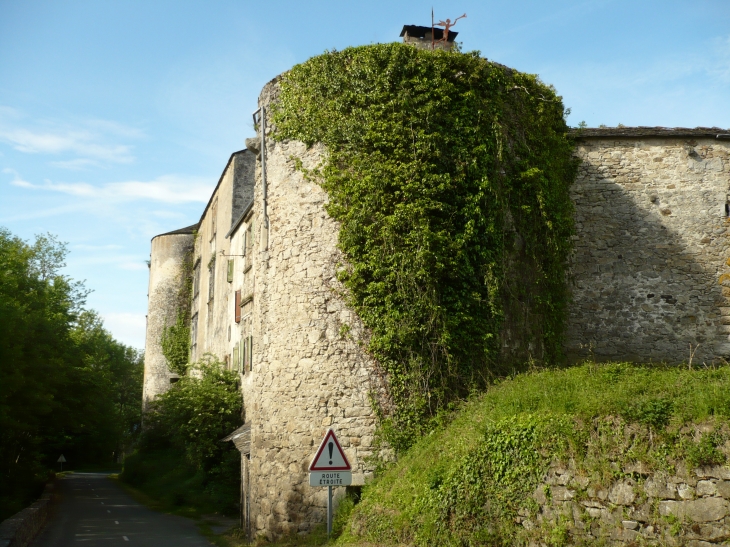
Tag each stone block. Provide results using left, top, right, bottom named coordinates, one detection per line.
left=694, top=465, right=730, bottom=480
left=611, top=527, right=639, bottom=542
left=686, top=498, right=729, bottom=522
left=716, top=480, right=730, bottom=498
left=645, top=478, right=678, bottom=499
left=551, top=486, right=575, bottom=501
left=661, top=498, right=729, bottom=522
left=609, top=482, right=636, bottom=506
left=678, top=483, right=696, bottom=499
left=696, top=480, right=717, bottom=497
left=533, top=486, right=548, bottom=504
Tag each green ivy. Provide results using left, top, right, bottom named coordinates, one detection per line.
left=273, top=44, right=577, bottom=451
left=160, top=235, right=195, bottom=376
left=161, top=314, right=190, bottom=375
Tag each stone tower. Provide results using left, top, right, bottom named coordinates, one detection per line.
left=142, top=224, right=197, bottom=408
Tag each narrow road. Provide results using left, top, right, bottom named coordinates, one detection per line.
left=30, top=473, right=214, bottom=547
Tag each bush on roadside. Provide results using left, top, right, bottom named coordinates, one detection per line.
left=121, top=357, right=242, bottom=515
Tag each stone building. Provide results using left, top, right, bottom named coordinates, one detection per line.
left=142, top=38, right=730, bottom=541
left=143, top=87, right=386, bottom=540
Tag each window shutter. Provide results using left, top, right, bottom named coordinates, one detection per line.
left=227, top=259, right=234, bottom=282
left=232, top=344, right=239, bottom=372
left=235, top=290, right=241, bottom=323
left=208, top=257, right=216, bottom=301
left=242, top=337, right=248, bottom=370
left=248, top=335, right=253, bottom=371
left=239, top=336, right=244, bottom=372
left=244, top=224, right=253, bottom=271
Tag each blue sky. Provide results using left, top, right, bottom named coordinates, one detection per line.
left=1, top=0, right=729, bottom=349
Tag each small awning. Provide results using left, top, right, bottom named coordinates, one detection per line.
left=221, top=423, right=251, bottom=455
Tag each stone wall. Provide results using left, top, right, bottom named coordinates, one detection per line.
left=0, top=482, right=55, bottom=547
left=527, top=463, right=730, bottom=546
left=239, top=81, right=387, bottom=540
left=568, top=134, right=730, bottom=364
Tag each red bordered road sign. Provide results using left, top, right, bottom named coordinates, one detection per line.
left=309, top=429, right=351, bottom=471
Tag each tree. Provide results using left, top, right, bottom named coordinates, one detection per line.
left=0, top=228, right=143, bottom=520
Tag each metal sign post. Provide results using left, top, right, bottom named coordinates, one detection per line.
left=327, top=485, right=333, bottom=536
left=57, top=454, right=66, bottom=471
left=308, top=429, right=352, bottom=537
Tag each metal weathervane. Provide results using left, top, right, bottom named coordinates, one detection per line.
left=432, top=9, right=467, bottom=50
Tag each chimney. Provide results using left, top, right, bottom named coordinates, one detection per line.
left=400, top=25, right=458, bottom=51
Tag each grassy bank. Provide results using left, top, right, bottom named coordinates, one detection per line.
left=337, top=363, right=730, bottom=546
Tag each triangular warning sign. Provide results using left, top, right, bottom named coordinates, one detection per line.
left=309, top=429, right=351, bottom=471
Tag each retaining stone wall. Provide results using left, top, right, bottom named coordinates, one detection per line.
left=528, top=464, right=730, bottom=546
left=0, top=483, right=55, bottom=547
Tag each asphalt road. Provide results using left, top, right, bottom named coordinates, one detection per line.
left=30, top=473, right=214, bottom=547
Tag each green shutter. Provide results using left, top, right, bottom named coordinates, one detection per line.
left=240, top=336, right=245, bottom=372
left=248, top=335, right=253, bottom=371
left=232, top=344, right=239, bottom=372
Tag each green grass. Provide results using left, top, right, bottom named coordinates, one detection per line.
left=338, top=362, right=730, bottom=546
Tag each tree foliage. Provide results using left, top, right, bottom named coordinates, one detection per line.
left=142, top=356, right=242, bottom=470
left=0, top=228, right=143, bottom=520
left=273, top=44, right=577, bottom=451
left=122, top=357, right=242, bottom=514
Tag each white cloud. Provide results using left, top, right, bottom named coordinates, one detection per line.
left=50, top=158, right=99, bottom=170
left=9, top=173, right=213, bottom=204
left=0, top=127, right=134, bottom=163
left=152, top=210, right=186, bottom=219
left=119, top=261, right=149, bottom=271
left=102, top=312, right=146, bottom=349
left=3, top=167, right=32, bottom=187
left=72, top=243, right=124, bottom=251
left=0, top=109, right=141, bottom=165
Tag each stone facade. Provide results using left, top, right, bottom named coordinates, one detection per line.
left=568, top=130, right=730, bottom=364
left=528, top=462, right=730, bottom=546
left=149, top=83, right=387, bottom=540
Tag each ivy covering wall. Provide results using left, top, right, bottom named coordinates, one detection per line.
left=273, top=44, right=577, bottom=451
left=160, top=242, right=195, bottom=376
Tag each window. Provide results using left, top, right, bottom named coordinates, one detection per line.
left=192, top=261, right=201, bottom=298
left=210, top=200, right=218, bottom=241
left=232, top=345, right=239, bottom=372
left=242, top=335, right=253, bottom=371
left=243, top=221, right=254, bottom=272
left=208, top=257, right=216, bottom=302
left=191, top=313, right=198, bottom=358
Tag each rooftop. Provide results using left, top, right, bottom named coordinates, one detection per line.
left=400, top=25, right=458, bottom=43
left=573, top=126, right=730, bottom=139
